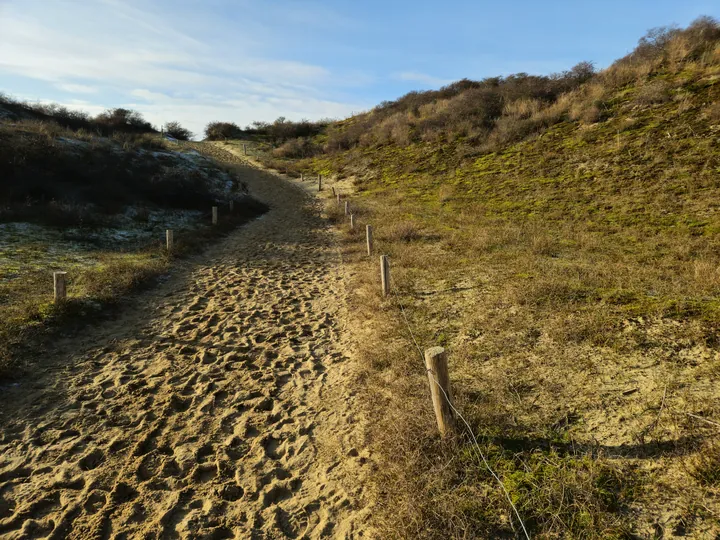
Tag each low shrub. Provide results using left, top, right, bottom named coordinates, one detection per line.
left=164, top=121, right=193, bottom=141
left=245, top=117, right=331, bottom=144
left=205, top=121, right=242, bottom=140
left=389, top=221, right=422, bottom=242
left=273, top=137, right=322, bottom=158
left=689, top=440, right=720, bottom=486
left=635, top=80, right=671, bottom=105
left=94, top=107, right=155, bottom=133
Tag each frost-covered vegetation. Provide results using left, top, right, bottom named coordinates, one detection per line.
left=0, top=115, right=266, bottom=374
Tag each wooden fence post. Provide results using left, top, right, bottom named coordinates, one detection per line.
left=424, top=347, right=455, bottom=437
left=166, top=229, right=173, bottom=251
left=366, top=225, right=373, bottom=256
left=318, top=175, right=322, bottom=191
left=337, top=193, right=341, bottom=206
left=53, top=272, right=67, bottom=303
left=350, top=214, right=355, bottom=230
left=344, top=201, right=349, bottom=216
left=212, top=206, right=218, bottom=225
left=332, top=186, right=336, bottom=197
left=380, top=255, right=390, bottom=296
left=243, top=143, right=247, bottom=156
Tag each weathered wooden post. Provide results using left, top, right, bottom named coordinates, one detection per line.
left=243, top=143, right=248, bottom=156
left=212, top=206, right=218, bottom=225
left=350, top=214, right=355, bottom=230
left=53, top=272, right=67, bottom=303
left=318, top=175, right=323, bottom=191
left=380, top=255, right=390, bottom=296
left=166, top=229, right=173, bottom=251
left=337, top=193, right=341, bottom=206
left=331, top=186, right=336, bottom=197
left=366, top=225, right=373, bottom=256
left=344, top=201, right=349, bottom=216
left=424, top=347, right=455, bottom=437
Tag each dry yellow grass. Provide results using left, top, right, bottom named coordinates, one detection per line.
left=325, top=191, right=720, bottom=537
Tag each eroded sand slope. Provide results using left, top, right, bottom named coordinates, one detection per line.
left=0, top=157, right=372, bottom=539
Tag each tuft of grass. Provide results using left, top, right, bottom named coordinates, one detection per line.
left=388, top=221, right=422, bottom=242
left=635, top=80, right=672, bottom=105
left=689, top=440, right=720, bottom=486
left=111, top=131, right=166, bottom=150
left=704, top=102, right=720, bottom=123
left=495, top=450, right=641, bottom=536
left=323, top=201, right=345, bottom=225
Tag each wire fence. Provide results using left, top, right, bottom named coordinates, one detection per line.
left=389, top=276, right=530, bottom=539
left=326, top=188, right=531, bottom=538
left=312, top=175, right=720, bottom=538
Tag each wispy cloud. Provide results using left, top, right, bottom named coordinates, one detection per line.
left=0, top=8, right=329, bottom=90
left=55, top=83, right=98, bottom=94
left=130, top=89, right=174, bottom=102
left=0, top=0, right=369, bottom=136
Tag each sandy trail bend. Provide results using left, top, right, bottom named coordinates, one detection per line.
left=0, top=157, right=372, bottom=538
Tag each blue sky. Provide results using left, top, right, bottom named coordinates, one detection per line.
left=1, top=0, right=718, bottom=138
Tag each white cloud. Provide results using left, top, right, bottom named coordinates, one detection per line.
left=130, top=89, right=171, bottom=101
left=394, top=71, right=453, bottom=87
left=55, top=83, right=98, bottom=94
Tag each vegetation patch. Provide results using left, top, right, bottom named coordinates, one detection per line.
left=0, top=123, right=267, bottom=377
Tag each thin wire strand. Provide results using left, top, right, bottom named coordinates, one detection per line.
left=338, top=204, right=529, bottom=537
left=390, top=285, right=424, bottom=361
left=388, top=270, right=530, bottom=539
left=427, top=371, right=530, bottom=540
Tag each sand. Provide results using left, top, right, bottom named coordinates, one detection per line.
left=0, top=155, right=374, bottom=538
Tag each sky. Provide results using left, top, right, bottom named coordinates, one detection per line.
left=0, top=0, right=718, bottom=138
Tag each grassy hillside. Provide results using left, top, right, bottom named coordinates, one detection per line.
left=0, top=118, right=267, bottom=376
left=239, top=18, right=720, bottom=538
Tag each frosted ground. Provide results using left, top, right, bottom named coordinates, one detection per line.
left=0, top=144, right=240, bottom=284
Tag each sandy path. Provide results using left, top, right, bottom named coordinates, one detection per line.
left=0, top=156, right=373, bottom=538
